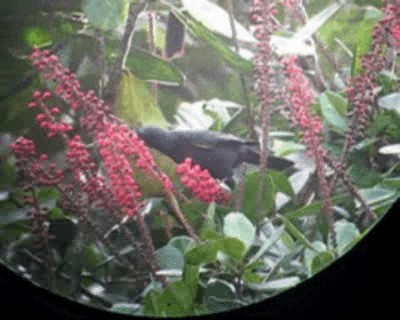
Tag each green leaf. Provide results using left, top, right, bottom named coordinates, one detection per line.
left=110, top=303, right=141, bottom=315
left=242, top=171, right=276, bottom=222
left=304, top=240, right=327, bottom=275
left=223, top=212, right=256, bottom=252
left=272, top=139, right=306, bottom=157
left=23, top=27, right=53, bottom=47
left=349, top=164, right=382, bottom=188
left=285, top=195, right=346, bottom=220
left=203, top=279, right=237, bottom=313
left=185, top=241, right=219, bottom=266
left=181, top=0, right=254, bottom=43
left=156, top=244, right=185, bottom=270
left=220, top=237, right=246, bottom=260
left=277, top=214, right=317, bottom=252
left=0, top=199, right=57, bottom=225
left=248, top=225, right=285, bottom=265
left=319, top=91, right=347, bottom=132
left=82, top=0, right=130, bottom=31
left=378, top=93, right=400, bottom=112
left=335, top=220, right=360, bottom=255
left=172, top=10, right=253, bottom=73
left=126, top=47, right=185, bottom=86
left=168, top=236, right=195, bottom=254
left=311, top=251, right=335, bottom=274
left=358, top=185, right=398, bottom=207
left=379, top=144, right=400, bottom=155
left=143, top=290, right=163, bottom=316
left=116, top=70, right=168, bottom=128
left=269, top=170, right=295, bottom=197
left=383, top=178, right=400, bottom=189
left=255, top=277, right=301, bottom=291
left=243, top=260, right=265, bottom=284
left=182, top=264, right=200, bottom=300
left=159, top=281, right=194, bottom=317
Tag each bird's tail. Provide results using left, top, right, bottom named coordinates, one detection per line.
left=239, top=145, right=294, bottom=170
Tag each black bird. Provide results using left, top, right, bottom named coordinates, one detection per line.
left=136, top=126, right=293, bottom=188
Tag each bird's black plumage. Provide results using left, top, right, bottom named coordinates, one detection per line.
left=136, top=126, right=293, bottom=187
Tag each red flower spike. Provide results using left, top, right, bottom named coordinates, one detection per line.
left=176, top=158, right=230, bottom=204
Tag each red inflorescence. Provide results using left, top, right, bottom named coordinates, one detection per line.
left=176, top=158, right=230, bottom=204
left=97, top=124, right=144, bottom=218
left=344, top=2, right=400, bottom=149
left=10, top=137, right=64, bottom=187
left=281, top=56, right=331, bottom=210
left=29, top=48, right=111, bottom=135
left=97, top=123, right=174, bottom=193
left=281, top=56, right=326, bottom=157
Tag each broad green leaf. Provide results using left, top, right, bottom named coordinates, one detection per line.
left=243, top=260, right=265, bottom=284
left=185, top=241, right=219, bottom=266
left=285, top=195, right=346, bottom=220
left=159, top=281, right=194, bottom=317
left=358, top=185, right=398, bottom=206
left=311, top=251, right=335, bottom=274
left=269, top=170, right=295, bottom=197
left=0, top=199, right=57, bottom=225
left=181, top=0, right=254, bottom=43
left=183, top=264, right=200, bottom=300
left=143, top=290, right=163, bottom=316
left=379, top=144, right=400, bottom=155
left=82, top=0, right=130, bottom=31
left=116, top=70, right=168, bottom=128
left=304, top=240, right=327, bottom=275
left=383, top=178, right=400, bottom=189
left=220, top=237, right=246, bottom=260
left=223, top=212, right=256, bottom=252
left=172, top=10, right=253, bottom=73
left=24, top=27, right=53, bottom=47
left=126, top=47, right=185, bottom=86
left=242, top=171, right=276, bottom=222
left=349, top=164, right=382, bottom=188
left=254, top=277, right=301, bottom=291
left=203, top=279, right=237, bottom=313
left=110, top=303, right=141, bottom=315
left=273, top=139, right=306, bottom=157
left=168, top=236, right=195, bottom=254
left=334, top=220, right=360, bottom=255
left=378, top=93, right=400, bottom=112
left=156, top=244, right=184, bottom=270
left=319, top=91, right=347, bottom=132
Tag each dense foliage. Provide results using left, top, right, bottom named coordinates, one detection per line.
left=0, top=0, right=399, bottom=317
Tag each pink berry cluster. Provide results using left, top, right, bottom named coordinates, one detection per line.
left=10, top=48, right=176, bottom=223
left=97, top=125, right=145, bottom=218
left=10, top=137, right=64, bottom=248
left=66, top=135, right=114, bottom=212
left=281, top=56, right=326, bottom=160
left=176, top=158, right=230, bottom=204
left=10, top=137, right=64, bottom=187
left=281, top=56, right=332, bottom=218
left=345, top=2, right=400, bottom=149
left=29, top=48, right=112, bottom=135
left=28, top=90, right=73, bottom=138
left=249, top=0, right=278, bottom=171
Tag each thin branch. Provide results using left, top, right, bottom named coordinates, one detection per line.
left=164, top=189, right=199, bottom=241
left=104, top=0, right=147, bottom=102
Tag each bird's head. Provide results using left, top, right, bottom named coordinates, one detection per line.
left=135, top=126, right=175, bottom=154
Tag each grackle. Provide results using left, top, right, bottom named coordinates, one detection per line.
left=136, top=126, right=293, bottom=188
